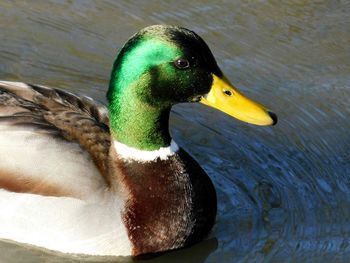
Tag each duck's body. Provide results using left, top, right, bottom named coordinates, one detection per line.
left=0, top=25, right=276, bottom=257
left=0, top=80, right=216, bottom=256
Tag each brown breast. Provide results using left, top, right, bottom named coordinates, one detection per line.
left=111, top=148, right=217, bottom=256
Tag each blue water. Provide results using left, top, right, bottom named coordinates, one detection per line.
left=0, top=1, right=350, bottom=262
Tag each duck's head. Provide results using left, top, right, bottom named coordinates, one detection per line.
left=107, top=25, right=277, bottom=151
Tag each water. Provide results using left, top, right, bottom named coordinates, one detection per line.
left=0, top=0, right=350, bottom=262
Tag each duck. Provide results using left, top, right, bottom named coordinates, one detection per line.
left=0, top=25, right=277, bottom=257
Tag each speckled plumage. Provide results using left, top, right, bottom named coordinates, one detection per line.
left=0, top=81, right=111, bottom=182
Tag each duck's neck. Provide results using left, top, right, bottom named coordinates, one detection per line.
left=107, top=37, right=178, bottom=151
left=108, top=94, right=172, bottom=151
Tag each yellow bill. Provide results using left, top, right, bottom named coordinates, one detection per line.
left=200, top=74, right=277, bottom=126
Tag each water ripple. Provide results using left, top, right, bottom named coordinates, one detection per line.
left=0, top=0, right=350, bottom=262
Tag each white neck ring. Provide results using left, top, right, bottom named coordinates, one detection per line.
left=113, top=140, right=179, bottom=162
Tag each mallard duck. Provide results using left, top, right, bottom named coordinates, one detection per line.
left=0, top=25, right=277, bottom=257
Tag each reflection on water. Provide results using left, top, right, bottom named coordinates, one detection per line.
left=0, top=0, right=350, bottom=262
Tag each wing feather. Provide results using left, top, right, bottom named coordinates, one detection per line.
left=0, top=81, right=111, bottom=184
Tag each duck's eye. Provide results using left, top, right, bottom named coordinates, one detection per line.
left=174, top=58, right=190, bottom=69
left=223, top=90, right=233, bottom=96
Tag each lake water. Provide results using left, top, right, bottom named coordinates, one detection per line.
left=0, top=0, right=350, bottom=262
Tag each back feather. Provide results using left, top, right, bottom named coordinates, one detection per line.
left=0, top=81, right=111, bottom=183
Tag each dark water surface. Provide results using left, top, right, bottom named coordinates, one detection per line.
left=1, top=1, right=350, bottom=262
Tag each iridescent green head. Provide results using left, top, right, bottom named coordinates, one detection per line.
left=107, top=25, right=276, bottom=151
left=107, top=25, right=222, bottom=150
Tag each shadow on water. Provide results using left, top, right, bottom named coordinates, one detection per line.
left=0, top=0, right=350, bottom=262
left=0, top=238, right=217, bottom=263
